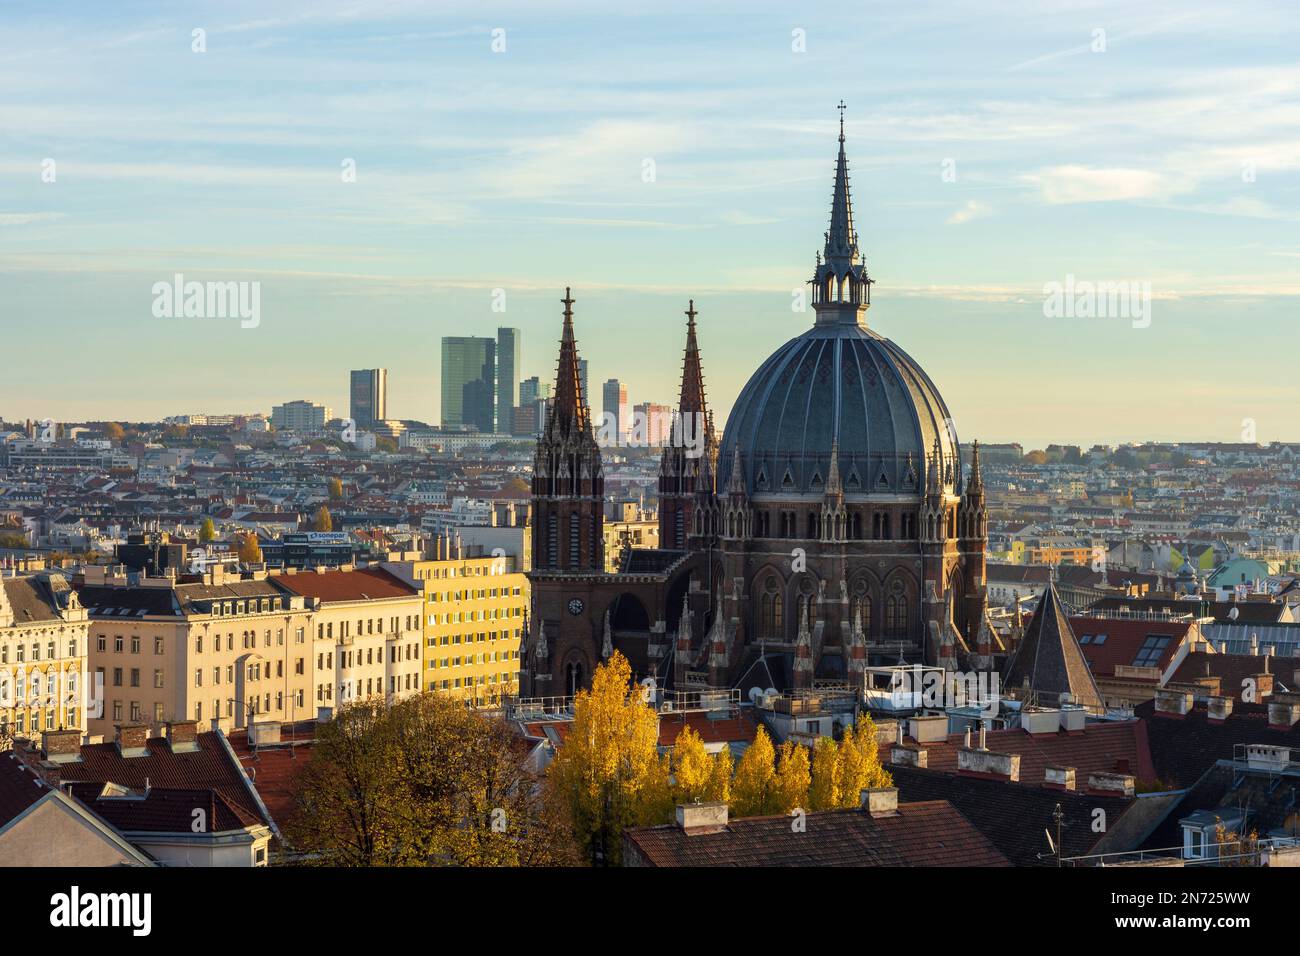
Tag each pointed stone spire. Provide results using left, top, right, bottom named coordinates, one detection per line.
left=810, top=102, right=872, bottom=328
left=602, top=608, right=613, bottom=659
left=1005, top=581, right=1104, bottom=712
left=825, top=103, right=856, bottom=265
left=726, top=445, right=746, bottom=496
left=847, top=606, right=867, bottom=682
left=793, top=603, right=813, bottom=686
left=968, top=438, right=984, bottom=493
left=534, top=619, right=548, bottom=662
left=825, top=438, right=843, bottom=497
left=677, top=300, right=709, bottom=419
left=547, top=287, right=590, bottom=437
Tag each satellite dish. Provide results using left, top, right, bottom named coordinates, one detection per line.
left=748, top=687, right=765, bottom=704
left=1229, top=606, right=1239, bottom=621
left=765, top=687, right=778, bottom=697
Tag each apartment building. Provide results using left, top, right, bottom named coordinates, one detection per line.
left=385, top=554, right=527, bottom=707
left=77, top=566, right=314, bottom=736
left=0, top=572, right=90, bottom=741
left=269, top=566, right=424, bottom=713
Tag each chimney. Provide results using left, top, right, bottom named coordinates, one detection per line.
left=41, top=728, right=82, bottom=764
left=1253, top=671, right=1275, bottom=700
left=1044, top=766, right=1077, bottom=791
left=1207, top=696, right=1234, bottom=721
left=890, top=745, right=928, bottom=768
left=978, top=724, right=988, bottom=751
left=675, top=801, right=728, bottom=834
left=115, top=724, right=150, bottom=757
left=861, top=787, right=899, bottom=818
left=165, top=720, right=201, bottom=753
left=1268, top=692, right=1300, bottom=729
left=957, top=746, right=1020, bottom=782
left=908, top=714, right=949, bottom=745
left=1087, top=772, right=1136, bottom=798
left=1153, top=688, right=1192, bottom=717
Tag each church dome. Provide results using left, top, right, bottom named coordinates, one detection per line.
left=717, top=115, right=960, bottom=498
left=718, top=324, right=958, bottom=497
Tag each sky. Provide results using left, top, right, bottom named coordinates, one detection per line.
left=0, top=0, right=1297, bottom=449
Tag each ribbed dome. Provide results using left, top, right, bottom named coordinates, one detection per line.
left=718, top=323, right=959, bottom=498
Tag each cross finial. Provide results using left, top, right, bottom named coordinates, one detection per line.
left=685, top=299, right=697, bottom=325
left=561, top=286, right=575, bottom=318
left=837, top=100, right=847, bottom=139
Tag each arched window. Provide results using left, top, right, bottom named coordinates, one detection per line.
left=886, top=593, right=908, bottom=636
left=760, top=578, right=783, bottom=641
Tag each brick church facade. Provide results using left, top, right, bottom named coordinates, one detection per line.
left=523, top=115, right=990, bottom=698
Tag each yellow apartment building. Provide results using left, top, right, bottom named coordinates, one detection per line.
left=385, top=554, right=528, bottom=707
left=0, top=572, right=89, bottom=741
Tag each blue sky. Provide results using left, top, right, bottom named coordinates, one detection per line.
left=1, top=0, right=1297, bottom=448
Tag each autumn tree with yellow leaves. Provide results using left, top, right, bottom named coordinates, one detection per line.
left=772, top=740, right=811, bottom=813
left=730, top=724, right=780, bottom=817
left=670, top=726, right=731, bottom=805
left=545, top=651, right=673, bottom=865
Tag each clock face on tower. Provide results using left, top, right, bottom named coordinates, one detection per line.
left=567, top=598, right=585, bottom=616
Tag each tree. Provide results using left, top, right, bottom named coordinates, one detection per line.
left=772, top=741, right=811, bottom=813
left=834, top=718, right=892, bottom=808
left=287, top=693, right=576, bottom=866
left=104, top=422, right=125, bottom=442
left=671, top=726, right=713, bottom=805
left=236, top=532, right=263, bottom=565
left=731, top=725, right=779, bottom=817
left=808, top=736, right=842, bottom=811
left=502, top=476, right=530, bottom=497
left=313, top=506, right=333, bottom=532
left=707, top=742, right=733, bottom=806
left=328, top=477, right=344, bottom=500
left=198, top=518, right=216, bottom=544
left=544, top=651, right=672, bottom=865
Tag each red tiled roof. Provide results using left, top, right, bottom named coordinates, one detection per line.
left=0, top=753, right=51, bottom=827
left=57, top=732, right=270, bottom=830
left=1166, top=651, right=1277, bottom=700
left=269, top=567, right=418, bottom=603
left=895, top=720, right=1157, bottom=788
left=67, top=784, right=260, bottom=833
left=1070, top=616, right=1192, bottom=677
left=657, top=711, right=759, bottom=747
left=625, top=800, right=1009, bottom=867
left=226, top=728, right=314, bottom=830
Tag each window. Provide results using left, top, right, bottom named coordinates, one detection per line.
left=195, top=669, right=203, bottom=687
left=1133, top=635, right=1171, bottom=668
left=98, top=636, right=107, bottom=653
left=130, top=668, right=140, bottom=688
left=114, top=636, right=123, bottom=653
left=131, top=636, right=140, bottom=654
left=155, top=636, right=164, bottom=655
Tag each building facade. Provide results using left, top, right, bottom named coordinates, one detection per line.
left=349, top=368, right=387, bottom=427
left=0, top=573, right=89, bottom=742
left=523, top=118, right=989, bottom=698
left=441, top=336, right=496, bottom=432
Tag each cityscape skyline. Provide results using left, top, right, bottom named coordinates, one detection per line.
left=2, top=1, right=1297, bottom=447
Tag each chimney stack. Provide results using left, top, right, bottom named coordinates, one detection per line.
left=115, top=724, right=150, bottom=756
left=861, top=787, right=899, bottom=818
left=1045, top=766, right=1077, bottom=791
left=165, top=719, right=201, bottom=753
left=675, top=802, right=728, bottom=834
left=41, top=728, right=82, bottom=764
left=1153, top=688, right=1192, bottom=717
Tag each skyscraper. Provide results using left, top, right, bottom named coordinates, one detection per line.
left=441, top=337, right=496, bottom=433
left=602, top=378, right=628, bottom=442
left=349, top=368, right=387, bottom=427
left=495, top=327, right=521, bottom=435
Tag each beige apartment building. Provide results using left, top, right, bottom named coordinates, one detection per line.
left=78, top=566, right=314, bottom=736
left=0, top=572, right=90, bottom=741
left=385, top=554, right=527, bottom=707
left=268, top=566, right=424, bottom=713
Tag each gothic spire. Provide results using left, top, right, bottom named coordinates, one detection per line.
left=677, top=299, right=707, bottom=416
left=968, top=439, right=984, bottom=493
left=548, top=287, right=590, bottom=437
left=811, top=102, right=872, bottom=327
left=825, top=101, right=857, bottom=265
left=825, top=438, right=843, bottom=497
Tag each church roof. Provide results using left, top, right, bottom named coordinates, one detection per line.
left=1005, top=581, right=1105, bottom=712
